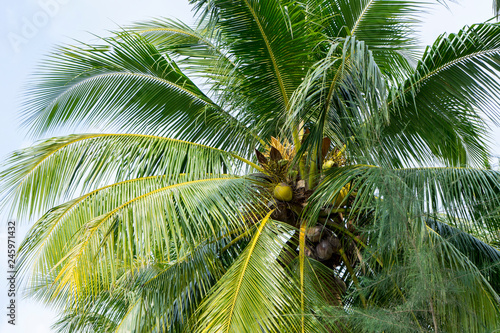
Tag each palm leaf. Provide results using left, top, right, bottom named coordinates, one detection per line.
left=1, top=133, right=259, bottom=219
left=382, top=23, right=500, bottom=167
left=189, top=0, right=320, bottom=140
left=395, top=167, right=500, bottom=240
left=427, top=218, right=500, bottom=292
left=289, top=37, right=389, bottom=166
left=114, top=241, right=227, bottom=333
left=193, top=214, right=309, bottom=332
left=35, top=176, right=267, bottom=303
left=23, top=31, right=259, bottom=153
left=50, top=240, right=229, bottom=333
left=311, top=165, right=500, bottom=331
left=311, top=0, right=423, bottom=81
left=17, top=175, right=177, bottom=285
left=130, top=18, right=235, bottom=79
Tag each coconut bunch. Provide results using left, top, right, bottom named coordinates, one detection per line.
left=308, top=181, right=365, bottom=272
left=253, top=137, right=357, bottom=228
left=253, top=137, right=365, bottom=304
left=257, top=138, right=332, bottom=228
left=322, top=144, right=347, bottom=170
left=304, top=217, right=365, bottom=269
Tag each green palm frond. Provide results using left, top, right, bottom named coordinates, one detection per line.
left=313, top=0, right=423, bottom=81
left=49, top=238, right=232, bottom=333
left=382, top=23, right=500, bottom=167
left=17, top=175, right=176, bottom=284
left=1, top=133, right=259, bottom=219
left=395, top=167, right=500, bottom=239
left=420, top=225, right=500, bottom=331
left=427, top=218, right=500, bottom=292
left=194, top=214, right=308, bottom=333
left=311, top=165, right=500, bottom=239
left=189, top=0, right=319, bottom=139
left=289, top=37, right=389, bottom=165
left=128, top=19, right=263, bottom=143
left=129, top=18, right=235, bottom=78
left=23, top=31, right=260, bottom=152
left=28, top=176, right=267, bottom=303
left=288, top=255, right=347, bottom=333
left=312, top=166, right=500, bottom=332
left=52, top=292, right=129, bottom=333
left=113, top=240, right=227, bottom=333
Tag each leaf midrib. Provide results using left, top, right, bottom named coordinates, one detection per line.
left=54, top=177, right=240, bottom=281
left=241, top=0, right=290, bottom=109
left=15, top=133, right=261, bottom=195
left=224, top=210, right=273, bottom=332
left=390, top=48, right=500, bottom=108
left=351, top=0, right=376, bottom=36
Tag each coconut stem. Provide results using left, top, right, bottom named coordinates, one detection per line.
left=308, top=147, right=318, bottom=189
left=292, top=123, right=306, bottom=184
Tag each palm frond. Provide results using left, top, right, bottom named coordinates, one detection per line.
left=427, top=218, right=500, bottom=292
left=288, top=255, right=347, bottom=333
left=419, top=225, right=500, bottom=331
left=17, top=175, right=176, bottom=285
left=114, top=241, right=227, bottom=333
left=311, top=165, right=500, bottom=331
left=30, top=176, right=267, bottom=305
left=193, top=214, right=307, bottom=332
left=310, top=0, right=423, bottom=81
left=395, top=167, right=500, bottom=240
left=289, top=37, right=388, bottom=166
left=1, top=133, right=256, bottom=219
left=51, top=292, right=129, bottom=333
left=189, top=0, right=320, bottom=140
left=48, top=239, right=232, bottom=333
left=382, top=23, right=500, bottom=167
left=23, top=31, right=259, bottom=153
left=129, top=18, right=235, bottom=79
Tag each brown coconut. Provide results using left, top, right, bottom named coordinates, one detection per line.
left=328, top=234, right=342, bottom=253
left=316, top=239, right=334, bottom=260
left=306, top=226, right=323, bottom=243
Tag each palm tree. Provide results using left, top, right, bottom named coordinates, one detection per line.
left=3, top=0, right=500, bottom=331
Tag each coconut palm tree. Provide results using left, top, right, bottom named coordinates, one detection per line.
left=3, top=0, right=500, bottom=332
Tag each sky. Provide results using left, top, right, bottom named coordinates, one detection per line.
left=0, top=0, right=497, bottom=332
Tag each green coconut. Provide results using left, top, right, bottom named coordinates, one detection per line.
left=273, top=183, right=293, bottom=202
left=323, top=160, right=335, bottom=170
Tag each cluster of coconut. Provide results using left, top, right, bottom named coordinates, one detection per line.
left=253, top=137, right=367, bottom=305
left=255, top=136, right=362, bottom=261
left=306, top=226, right=341, bottom=260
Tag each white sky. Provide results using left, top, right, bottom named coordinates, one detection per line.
left=0, top=0, right=497, bottom=332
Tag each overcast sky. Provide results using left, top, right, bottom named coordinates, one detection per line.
left=0, top=1, right=496, bottom=332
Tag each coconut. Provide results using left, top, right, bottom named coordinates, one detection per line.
left=323, top=160, right=335, bottom=170
left=273, top=183, right=293, bottom=201
left=306, top=226, right=323, bottom=242
left=316, top=239, right=334, bottom=260
left=328, top=235, right=341, bottom=253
